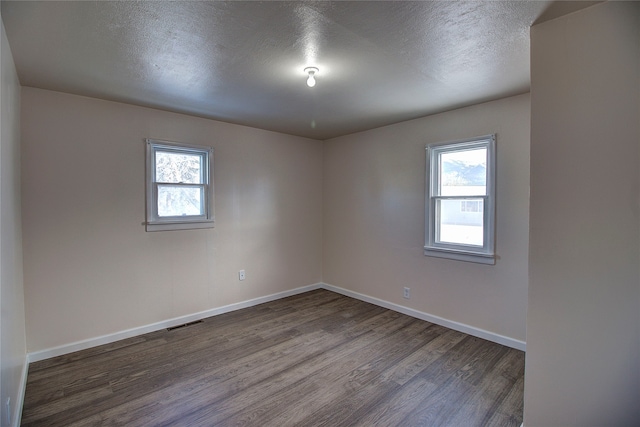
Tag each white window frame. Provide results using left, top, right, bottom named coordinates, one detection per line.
left=424, top=135, right=496, bottom=264
left=145, top=138, right=214, bottom=232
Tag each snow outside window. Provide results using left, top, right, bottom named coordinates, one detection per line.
left=145, top=139, right=214, bottom=232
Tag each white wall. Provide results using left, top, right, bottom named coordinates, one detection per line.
left=0, top=15, right=26, bottom=427
left=21, top=88, right=323, bottom=353
left=323, top=94, right=530, bottom=345
left=525, top=2, right=640, bottom=425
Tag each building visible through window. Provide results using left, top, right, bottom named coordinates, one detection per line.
left=460, top=200, right=482, bottom=213
left=425, top=135, right=495, bottom=264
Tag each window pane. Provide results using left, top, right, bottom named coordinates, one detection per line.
left=437, top=199, right=483, bottom=246
left=440, top=148, right=486, bottom=196
left=155, top=151, right=203, bottom=184
left=157, top=185, right=204, bottom=217
left=461, top=200, right=483, bottom=212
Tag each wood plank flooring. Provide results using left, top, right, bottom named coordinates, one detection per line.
left=21, top=289, right=525, bottom=426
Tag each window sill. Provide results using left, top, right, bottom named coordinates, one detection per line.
left=424, top=247, right=495, bottom=265
left=145, top=219, right=214, bottom=232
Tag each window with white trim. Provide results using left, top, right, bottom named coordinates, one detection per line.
left=425, top=135, right=495, bottom=264
left=145, top=139, right=214, bottom=232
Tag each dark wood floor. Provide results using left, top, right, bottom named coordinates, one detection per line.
left=21, top=289, right=524, bottom=426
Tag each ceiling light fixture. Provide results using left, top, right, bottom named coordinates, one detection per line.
left=304, top=67, right=319, bottom=88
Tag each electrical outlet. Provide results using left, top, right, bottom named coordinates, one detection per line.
left=238, top=270, right=246, bottom=281
left=403, top=287, right=410, bottom=299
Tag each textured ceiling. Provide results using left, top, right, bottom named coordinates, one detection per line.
left=1, top=1, right=588, bottom=140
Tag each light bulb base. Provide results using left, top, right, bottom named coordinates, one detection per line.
left=304, top=67, right=319, bottom=88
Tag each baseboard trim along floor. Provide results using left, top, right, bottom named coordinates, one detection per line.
left=28, top=281, right=526, bottom=364
left=27, top=283, right=323, bottom=363
left=14, top=355, right=29, bottom=427
left=22, top=289, right=525, bottom=426
left=21, top=282, right=526, bottom=425
left=323, top=283, right=526, bottom=352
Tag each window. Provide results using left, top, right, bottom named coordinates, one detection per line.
left=425, top=135, right=495, bottom=264
left=145, top=139, right=214, bottom=232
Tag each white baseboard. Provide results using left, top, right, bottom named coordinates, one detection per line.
left=321, top=283, right=526, bottom=351
left=27, top=280, right=524, bottom=364
left=14, top=354, right=29, bottom=427
left=28, top=283, right=323, bottom=363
